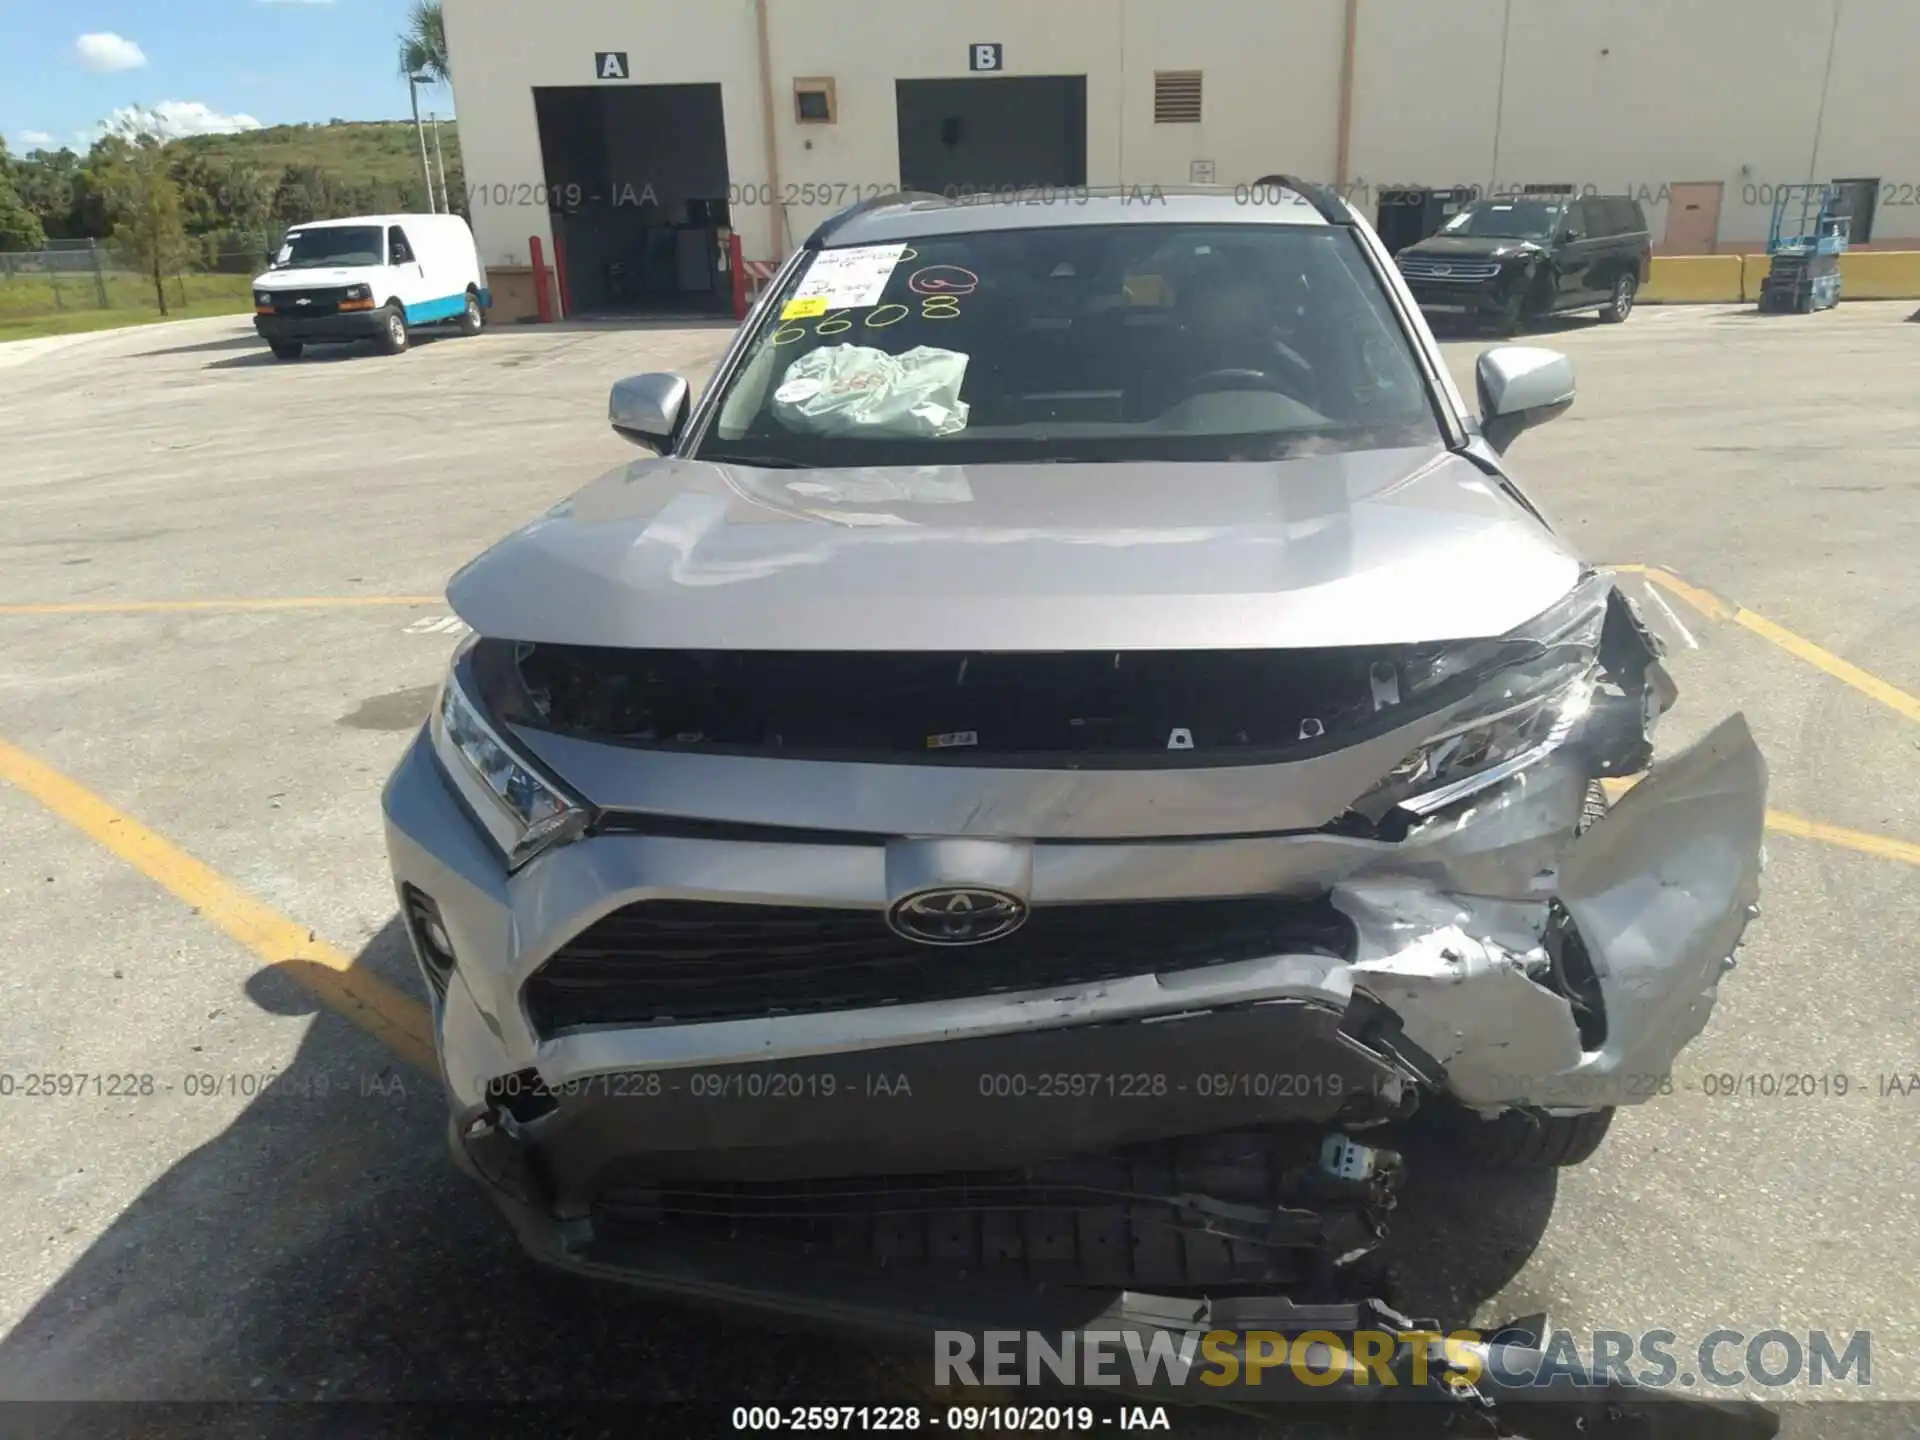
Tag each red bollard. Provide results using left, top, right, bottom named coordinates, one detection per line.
left=530, top=235, right=552, bottom=323
left=552, top=232, right=572, bottom=319
left=730, top=233, right=748, bottom=320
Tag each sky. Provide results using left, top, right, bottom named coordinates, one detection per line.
left=1, top=0, right=454, bottom=153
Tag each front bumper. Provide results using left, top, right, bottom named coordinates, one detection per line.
left=456, top=1151, right=1780, bottom=1439
left=385, top=703, right=1766, bottom=1175
left=253, top=310, right=385, bottom=343
left=1400, top=271, right=1528, bottom=318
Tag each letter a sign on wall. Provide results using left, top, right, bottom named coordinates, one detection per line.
left=595, top=51, right=629, bottom=79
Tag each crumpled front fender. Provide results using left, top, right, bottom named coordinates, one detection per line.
left=1342, top=712, right=1767, bottom=1110
left=1554, top=710, right=1768, bottom=1095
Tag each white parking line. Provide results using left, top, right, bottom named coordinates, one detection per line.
left=403, top=615, right=471, bottom=637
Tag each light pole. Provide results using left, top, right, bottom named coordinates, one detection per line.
left=430, top=111, right=450, bottom=216
left=408, top=72, right=438, bottom=212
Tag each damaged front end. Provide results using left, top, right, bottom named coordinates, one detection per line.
left=384, top=566, right=1767, bottom=1424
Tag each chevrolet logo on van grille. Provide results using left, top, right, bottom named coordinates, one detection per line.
left=271, top=288, right=348, bottom=316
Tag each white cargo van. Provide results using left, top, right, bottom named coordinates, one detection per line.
left=251, top=213, right=490, bottom=359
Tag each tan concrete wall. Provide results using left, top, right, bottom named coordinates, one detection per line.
left=444, top=0, right=1920, bottom=302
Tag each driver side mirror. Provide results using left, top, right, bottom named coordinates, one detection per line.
left=609, top=372, right=690, bottom=450
left=1557, top=227, right=1579, bottom=245
left=1476, top=346, right=1574, bottom=454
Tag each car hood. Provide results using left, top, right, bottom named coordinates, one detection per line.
left=446, top=446, right=1580, bottom=652
left=1401, top=235, right=1543, bottom=260
left=252, top=267, right=373, bottom=289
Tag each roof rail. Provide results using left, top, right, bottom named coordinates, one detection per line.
left=1248, top=174, right=1352, bottom=225
left=805, top=190, right=949, bottom=248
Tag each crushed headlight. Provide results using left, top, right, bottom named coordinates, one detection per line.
left=430, top=638, right=588, bottom=869
left=1354, top=573, right=1612, bottom=821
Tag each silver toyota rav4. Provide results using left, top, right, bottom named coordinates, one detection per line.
left=382, top=182, right=1767, bottom=1320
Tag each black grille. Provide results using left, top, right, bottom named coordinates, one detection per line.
left=270, top=287, right=349, bottom=316
left=524, top=897, right=1352, bottom=1034
left=1396, top=255, right=1503, bottom=283
left=590, top=1129, right=1397, bottom=1292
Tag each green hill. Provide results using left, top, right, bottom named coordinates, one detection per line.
left=176, top=119, right=464, bottom=211
left=2, top=119, right=467, bottom=250
left=172, top=120, right=466, bottom=227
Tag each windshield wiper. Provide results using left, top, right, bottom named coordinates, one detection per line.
left=700, top=451, right=808, bottom=469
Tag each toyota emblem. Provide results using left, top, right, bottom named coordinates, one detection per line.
left=886, top=886, right=1028, bottom=946
left=1434, top=265, right=1452, bottom=275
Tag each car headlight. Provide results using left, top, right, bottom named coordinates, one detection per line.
left=254, top=291, right=272, bottom=306
left=430, top=638, right=588, bottom=869
left=1353, top=572, right=1612, bottom=822
left=344, top=283, right=373, bottom=301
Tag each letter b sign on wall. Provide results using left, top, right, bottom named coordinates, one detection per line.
left=969, top=43, right=1003, bottom=72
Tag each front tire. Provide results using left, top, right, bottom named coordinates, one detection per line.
left=268, top=341, right=303, bottom=361
left=375, top=306, right=409, bottom=355
left=458, top=291, right=484, bottom=336
left=1434, top=1103, right=1616, bottom=1169
left=1601, top=272, right=1637, bottom=323
left=1488, top=290, right=1526, bottom=337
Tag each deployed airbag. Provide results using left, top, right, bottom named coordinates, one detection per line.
left=771, top=345, right=971, bottom=438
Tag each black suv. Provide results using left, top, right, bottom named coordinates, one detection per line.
left=1394, top=193, right=1651, bottom=332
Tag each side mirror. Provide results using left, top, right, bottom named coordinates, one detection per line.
left=1557, top=227, right=1579, bottom=244
left=609, top=372, right=690, bottom=450
left=1476, top=346, right=1574, bottom=453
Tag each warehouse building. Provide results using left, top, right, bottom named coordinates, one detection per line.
left=443, top=0, right=1920, bottom=319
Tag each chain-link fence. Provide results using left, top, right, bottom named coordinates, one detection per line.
left=0, top=234, right=279, bottom=325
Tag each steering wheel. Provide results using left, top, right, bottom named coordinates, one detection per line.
left=1173, top=367, right=1300, bottom=402
left=1182, top=366, right=1283, bottom=390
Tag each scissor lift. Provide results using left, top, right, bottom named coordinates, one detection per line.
left=1759, top=184, right=1850, bottom=313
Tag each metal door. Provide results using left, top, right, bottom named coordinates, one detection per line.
left=1663, top=182, right=1723, bottom=254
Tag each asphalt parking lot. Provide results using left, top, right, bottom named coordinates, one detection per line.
left=1, top=302, right=1916, bottom=1437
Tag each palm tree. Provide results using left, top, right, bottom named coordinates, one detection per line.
left=397, top=0, right=448, bottom=83
left=398, top=0, right=448, bottom=210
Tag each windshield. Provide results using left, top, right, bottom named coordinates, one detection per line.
left=1439, top=199, right=1564, bottom=241
left=272, top=225, right=384, bottom=269
left=698, top=223, right=1440, bottom=466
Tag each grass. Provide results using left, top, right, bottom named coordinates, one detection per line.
left=0, top=274, right=255, bottom=341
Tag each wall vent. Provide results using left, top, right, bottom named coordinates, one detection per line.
left=1154, top=71, right=1203, bottom=124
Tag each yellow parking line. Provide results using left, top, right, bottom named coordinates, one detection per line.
left=0, top=596, right=442, bottom=616
left=1610, top=565, right=1920, bottom=724
left=1603, top=776, right=1916, bottom=867
left=1763, top=809, right=1920, bottom=867
left=0, top=735, right=436, bottom=1073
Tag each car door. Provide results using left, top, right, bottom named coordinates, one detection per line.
left=386, top=224, right=428, bottom=319
left=1546, top=200, right=1597, bottom=309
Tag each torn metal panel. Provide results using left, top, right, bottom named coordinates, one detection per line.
left=1554, top=710, right=1768, bottom=1093
left=1375, top=750, right=1590, bottom=899
left=1339, top=884, right=1583, bottom=1108
left=1333, top=710, right=1766, bottom=1112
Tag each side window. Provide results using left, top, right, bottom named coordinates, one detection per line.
left=1573, top=200, right=1604, bottom=238
left=1558, top=203, right=1585, bottom=241
left=388, top=227, right=416, bottom=265
left=1611, top=200, right=1641, bottom=236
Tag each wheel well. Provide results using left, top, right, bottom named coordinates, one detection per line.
left=466, top=283, right=479, bottom=295
left=385, top=298, right=404, bottom=314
